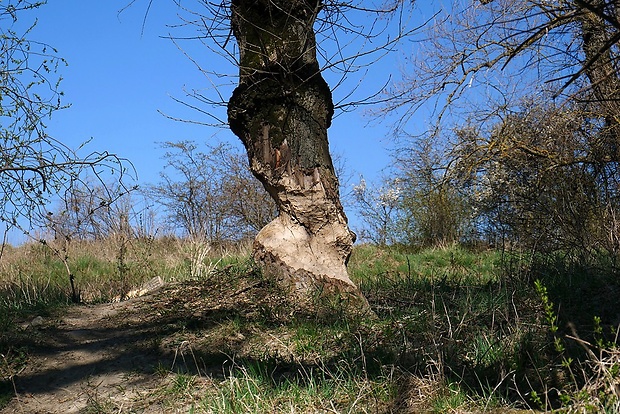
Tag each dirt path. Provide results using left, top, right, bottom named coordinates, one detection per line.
left=0, top=274, right=291, bottom=414
left=2, top=293, right=180, bottom=414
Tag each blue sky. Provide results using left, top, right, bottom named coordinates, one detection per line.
left=17, top=0, right=429, bottom=237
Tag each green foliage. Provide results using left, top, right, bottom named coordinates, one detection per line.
left=530, top=274, right=620, bottom=412
left=534, top=279, right=560, bottom=335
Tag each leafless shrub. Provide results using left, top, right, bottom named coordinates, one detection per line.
left=147, top=140, right=276, bottom=243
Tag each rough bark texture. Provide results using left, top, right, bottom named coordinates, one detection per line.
left=580, top=0, right=620, bottom=161
left=227, top=0, right=368, bottom=311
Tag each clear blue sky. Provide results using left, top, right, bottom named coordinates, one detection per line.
left=18, top=0, right=429, bottom=237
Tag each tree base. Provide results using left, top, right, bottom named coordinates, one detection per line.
left=253, top=214, right=371, bottom=317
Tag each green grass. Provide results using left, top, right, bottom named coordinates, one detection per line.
left=349, top=243, right=501, bottom=286
left=0, top=238, right=618, bottom=412
left=196, top=359, right=396, bottom=413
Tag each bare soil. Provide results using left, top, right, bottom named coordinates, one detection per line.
left=2, top=293, right=179, bottom=414
left=0, top=265, right=311, bottom=414
left=0, top=269, right=278, bottom=414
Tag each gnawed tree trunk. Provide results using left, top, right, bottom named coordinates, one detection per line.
left=227, top=0, right=369, bottom=311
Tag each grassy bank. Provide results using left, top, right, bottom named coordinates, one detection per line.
left=0, top=239, right=618, bottom=412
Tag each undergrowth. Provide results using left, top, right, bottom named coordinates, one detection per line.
left=0, top=239, right=618, bottom=412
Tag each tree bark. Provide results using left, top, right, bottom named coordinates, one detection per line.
left=580, top=0, right=620, bottom=161
left=227, top=0, right=368, bottom=312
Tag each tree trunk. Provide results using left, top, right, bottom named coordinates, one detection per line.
left=580, top=0, right=620, bottom=161
left=227, top=0, right=368, bottom=312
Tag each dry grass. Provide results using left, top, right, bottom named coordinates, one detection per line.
left=0, top=236, right=253, bottom=307
left=0, top=239, right=618, bottom=412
